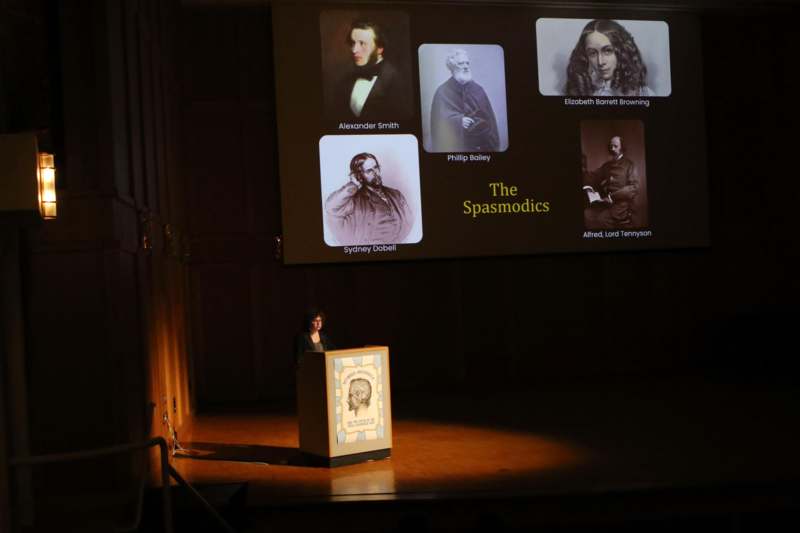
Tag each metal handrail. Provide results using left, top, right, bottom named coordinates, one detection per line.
left=9, top=436, right=235, bottom=533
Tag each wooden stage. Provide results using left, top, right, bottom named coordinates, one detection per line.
left=172, top=379, right=800, bottom=530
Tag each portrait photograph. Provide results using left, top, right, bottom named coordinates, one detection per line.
left=536, top=18, right=671, bottom=97
left=581, top=120, right=648, bottom=230
left=418, top=43, right=509, bottom=153
left=319, top=10, right=414, bottom=121
left=319, top=134, right=423, bottom=247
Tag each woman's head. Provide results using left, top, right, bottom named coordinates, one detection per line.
left=565, top=19, right=648, bottom=96
left=305, top=309, right=326, bottom=332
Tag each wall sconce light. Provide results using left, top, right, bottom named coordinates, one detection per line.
left=38, top=152, right=57, bottom=219
left=0, top=132, right=57, bottom=223
left=139, top=212, right=153, bottom=252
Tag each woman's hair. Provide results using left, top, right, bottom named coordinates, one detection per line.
left=565, top=19, right=648, bottom=96
left=304, top=309, right=326, bottom=331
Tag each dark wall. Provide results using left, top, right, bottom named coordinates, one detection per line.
left=0, top=0, right=51, bottom=134
left=29, top=0, right=193, bottom=455
left=181, top=4, right=800, bottom=408
left=3, top=4, right=192, bottom=527
left=699, top=15, right=799, bottom=380
left=1, top=1, right=51, bottom=528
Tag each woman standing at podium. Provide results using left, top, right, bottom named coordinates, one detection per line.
left=295, top=309, right=336, bottom=364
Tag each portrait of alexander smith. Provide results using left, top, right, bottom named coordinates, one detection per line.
left=320, top=10, right=414, bottom=121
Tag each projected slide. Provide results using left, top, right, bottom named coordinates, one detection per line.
left=273, top=2, right=708, bottom=264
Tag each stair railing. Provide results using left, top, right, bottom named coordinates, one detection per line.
left=8, top=436, right=235, bottom=533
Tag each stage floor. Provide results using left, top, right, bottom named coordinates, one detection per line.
left=173, top=378, right=800, bottom=511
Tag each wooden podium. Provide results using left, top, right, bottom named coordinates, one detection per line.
left=296, top=346, right=392, bottom=467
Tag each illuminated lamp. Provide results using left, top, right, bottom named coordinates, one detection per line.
left=0, top=132, right=57, bottom=223
left=38, top=152, right=57, bottom=219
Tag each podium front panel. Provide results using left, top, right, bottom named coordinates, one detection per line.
left=324, top=346, right=392, bottom=458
